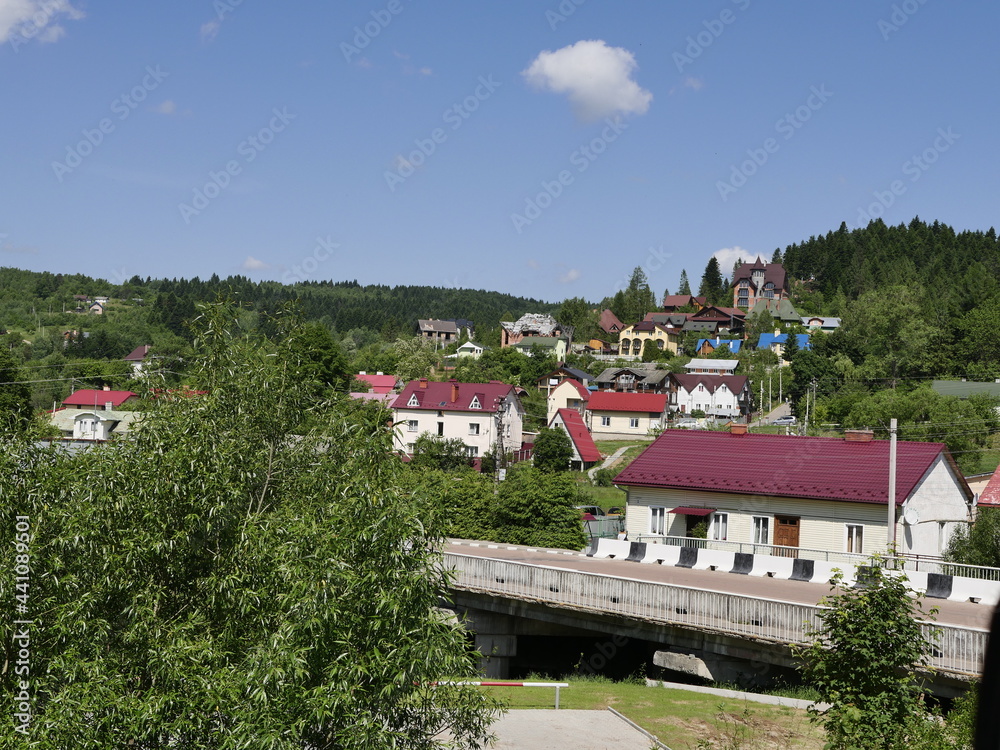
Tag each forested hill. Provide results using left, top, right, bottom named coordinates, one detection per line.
left=0, top=269, right=557, bottom=336
left=782, top=218, right=1000, bottom=313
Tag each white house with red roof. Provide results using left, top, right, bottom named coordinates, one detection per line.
left=62, top=388, right=138, bottom=411
left=669, top=373, right=751, bottom=419
left=586, top=392, right=668, bottom=438
left=52, top=388, right=141, bottom=440
left=549, top=408, right=601, bottom=471
left=546, top=379, right=591, bottom=423
left=614, top=428, right=973, bottom=558
left=390, top=378, right=524, bottom=459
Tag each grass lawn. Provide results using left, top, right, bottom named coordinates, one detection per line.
left=479, top=678, right=824, bottom=750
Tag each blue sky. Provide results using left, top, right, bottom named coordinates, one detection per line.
left=2, top=1, right=996, bottom=303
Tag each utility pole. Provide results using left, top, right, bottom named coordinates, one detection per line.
left=778, top=366, right=782, bottom=403
left=888, top=417, right=897, bottom=552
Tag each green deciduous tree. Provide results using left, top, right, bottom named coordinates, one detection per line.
left=0, top=345, right=32, bottom=433
left=1, top=303, right=498, bottom=748
left=798, top=566, right=937, bottom=750
left=533, top=426, right=573, bottom=472
left=493, top=466, right=587, bottom=550
left=410, top=433, right=475, bottom=472
left=945, top=508, right=1000, bottom=568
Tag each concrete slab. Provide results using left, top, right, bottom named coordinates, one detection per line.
left=485, top=709, right=658, bottom=749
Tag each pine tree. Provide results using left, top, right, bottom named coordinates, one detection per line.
left=771, top=248, right=784, bottom=264
left=678, top=269, right=691, bottom=296
left=698, top=257, right=725, bottom=306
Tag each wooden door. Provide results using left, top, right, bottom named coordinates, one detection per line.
left=773, top=516, right=800, bottom=556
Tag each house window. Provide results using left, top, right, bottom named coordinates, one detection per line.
left=465, top=445, right=479, bottom=457
left=470, top=396, right=481, bottom=409
left=437, top=422, right=444, bottom=436
left=650, top=506, right=666, bottom=535
left=468, top=423, right=480, bottom=436
left=712, top=512, right=728, bottom=541
left=407, top=394, right=419, bottom=407
left=629, top=417, right=639, bottom=428
left=600, top=416, right=611, bottom=427
left=407, top=420, right=419, bottom=432
left=698, top=385, right=705, bottom=392
left=753, top=517, right=770, bottom=545
left=846, top=524, right=863, bottom=554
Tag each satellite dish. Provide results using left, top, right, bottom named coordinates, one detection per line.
left=903, top=507, right=920, bottom=526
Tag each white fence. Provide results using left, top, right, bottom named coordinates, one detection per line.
left=634, top=535, right=1000, bottom=581
left=444, top=552, right=986, bottom=678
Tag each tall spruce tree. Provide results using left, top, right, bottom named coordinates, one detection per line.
left=698, top=257, right=725, bottom=306
left=677, top=269, right=691, bottom=296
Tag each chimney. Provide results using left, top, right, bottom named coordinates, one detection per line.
left=730, top=423, right=747, bottom=436
left=419, top=378, right=428, bottom=389
left=449, top=379, right=459, bottom=403
left=103, top=385, right=111, bottom=391
left=844, top=429, right=874, bottom=443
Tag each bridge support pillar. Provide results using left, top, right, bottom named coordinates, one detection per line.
left=466, top=611, right=518, bottom=678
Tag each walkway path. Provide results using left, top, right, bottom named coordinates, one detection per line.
left=588, top=445, right=636, bottom=481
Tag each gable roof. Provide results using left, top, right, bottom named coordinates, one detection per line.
left=123, top=345, right=151, bottom=362
left=391, top=379, right=515, bottom=413
left=671, top=373, right=749, bottom=395
left=563, top=378, right=591, bottom=401
left=757, top=333, right=811, bottom=351
left=697, top=338, right=743, bottom=355
left=662, top=294, right=697, bottom=309
left=588, top=391, right=667, bottom=413
left=418, top=319, right=459, bottom=334
left=733, top=259, right=788, bottom=291
left=684, top=358, right=739, bottom=372
left=355, top=373, right=398, bottom=393
left=646, top=312, right=689, bottom=326
left=615, top=430, right=969, bottom=506
left=598, top=309, right=624, bottom=334
left=978, top=471, right=1000, bottom=507
left=63, top=389, right=138, bottom=408
left=552, top=408, right=602, bottom=463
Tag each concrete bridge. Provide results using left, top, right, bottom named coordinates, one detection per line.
left=443, top=541, right=990, bottom=696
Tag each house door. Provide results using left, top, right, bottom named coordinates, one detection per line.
left=773, top=516, right=800, bottom=556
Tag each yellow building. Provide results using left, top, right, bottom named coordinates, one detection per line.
left=618, top=321, right=681, bottom=359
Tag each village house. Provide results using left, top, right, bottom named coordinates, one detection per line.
left=123, top=345, right=153, bottom=375
left=536, top=365, right=592, bottom=391
left=417, top=318, right=473, bottom=345
left=511, top=336, right=567, bottom=360
left=695, top=338, right=743, bottom=357
left=614, top=428, right=973, bottom=558
left=683, top=358, right=739, bottom=376
left=500, top=313, right=570, bottom=348
left=355, top=372, right=398, bottom=394
left=757, top=333, right=811, bottom=362
left=733, top=258, right=790, bottom=310
left=598, top=309, right=624, bottom=336
left=669, top=373, right=751, bottom=419
left=545, top=378, right=591, bottom=423
left=50, top=388, right=141, bottom=441
left=586, top=391, right=668, bottom=437
left=390, top=378, right=524, bottom=458
left=617, top=320, right=682, bottom=359
left=549, top=408, right=601, bottom=471
left=802, top=316, right=841, bottom=332
left=594, top=365, right=671, bottom=394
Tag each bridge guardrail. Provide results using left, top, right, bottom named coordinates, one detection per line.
left=633, top=535, right=1000, bottom=581
left=444, top=552, right=986, bottom=678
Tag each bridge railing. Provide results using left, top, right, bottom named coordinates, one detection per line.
left=444, top=552, right=986, bottom=678
left=633, top=535, right=1000, bottom=581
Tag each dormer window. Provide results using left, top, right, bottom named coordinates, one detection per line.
left=407, top=394, right=419, bottom=407
left=470, top=396, right=481, bottom=410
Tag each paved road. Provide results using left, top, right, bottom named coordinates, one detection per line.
left=447, top=540, right=993, bottom=630
left=485, top=710, right=657, bottom=749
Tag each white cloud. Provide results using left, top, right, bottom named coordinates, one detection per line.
left=526, top=259, right=540, bottom=269
left=0, top=0, right=84, bottom=46
left=200, top=20, right=219, bottom=43
left=152, top=100, right=176, bottom=115
left=558, top=268, right=581, bottom=283
left=241, top=256, right=272, bottom=271
left=522, top=39, right=652, bottom=122
left=419, top=66, right=432, bottom=76
left=713, top=246, right=758, bottom=277
left=683, top=76, right=704, bottom=91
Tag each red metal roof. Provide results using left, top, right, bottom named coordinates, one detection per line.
left=390, top=379, right=514, bottom=413
left=554, top=408, right=602, bottom=463
left=355, top=373, right=397, bottom=393
left=588, top=391, right=667, bottom=414
left=614, top=429, right=968, bottom=506
left=63, top=389, right=138, bottom=408
left=978, top=471, right=1000, bottom=507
